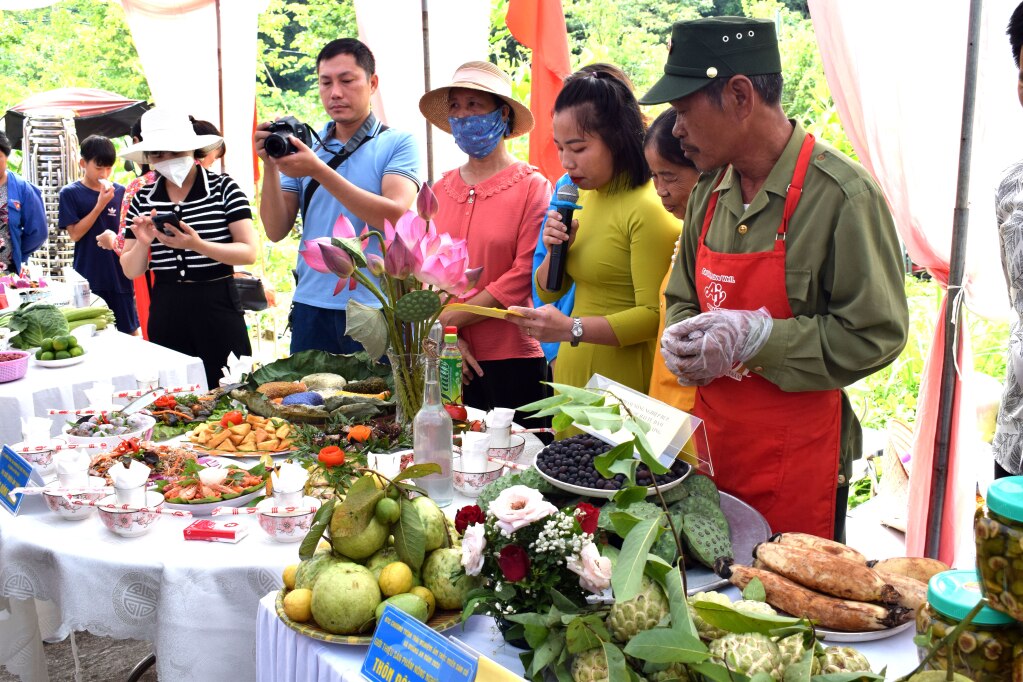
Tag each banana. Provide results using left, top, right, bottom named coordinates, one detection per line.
left=719, top=562, right=912, bottom=632
left=753, top=542, right=901, bottom=604
left=874, top=569, right=928, bottom=612
left=867, top=556, right=950, bottom=584
left=769, top=531, right=867, bottom=564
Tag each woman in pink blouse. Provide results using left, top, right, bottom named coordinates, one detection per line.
left=419, top=61, right=551, bottom=421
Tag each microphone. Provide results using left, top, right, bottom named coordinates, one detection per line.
left=545, top=183, right=580, bottom=291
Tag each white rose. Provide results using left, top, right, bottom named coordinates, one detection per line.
left=567, top=542, right=613, bottom=594
left=460, top=523, right=487, bottom=576
left=487, top=485, right=558, bottom=536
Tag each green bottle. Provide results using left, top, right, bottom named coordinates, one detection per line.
left=439, top=330, right=462, bottom=406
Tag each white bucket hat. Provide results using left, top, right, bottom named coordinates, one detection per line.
left=419, top=61, right=533, bottom=138
left=121, top=108, right=223, bottom=164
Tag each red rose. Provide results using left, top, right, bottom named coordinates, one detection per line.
left=454, top=504, right=485, bottom=534
left=576, top=502, right=600, bottom=535
left=498, top=545, right=530, bottom=582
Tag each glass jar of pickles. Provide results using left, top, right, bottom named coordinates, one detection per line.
left=915, top=569, right=1021, bottom=681
left=975, top=476, right=1023, bottom=621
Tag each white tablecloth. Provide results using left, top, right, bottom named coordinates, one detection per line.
left=0, top=330, right=206, bottom=446
left=254, top=588, right=920, bottom=682
left=0, top=493, right=296, bottom=682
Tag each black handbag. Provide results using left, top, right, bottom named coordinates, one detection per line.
left=232, top=273, right=269, bottom=311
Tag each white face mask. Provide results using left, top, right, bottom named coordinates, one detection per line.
left=153, top=156, right=194, bottom=187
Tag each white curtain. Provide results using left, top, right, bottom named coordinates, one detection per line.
left=808, top=0, right=1021, bottom=564
left=353, top=0, right=491, bottom=185
left=120, top=0, right=267, bottom=198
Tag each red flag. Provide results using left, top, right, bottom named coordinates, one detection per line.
left=506, top=0, right=572, bottom=182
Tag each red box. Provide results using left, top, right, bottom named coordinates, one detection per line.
left=183, top=518, right=248, bottom=543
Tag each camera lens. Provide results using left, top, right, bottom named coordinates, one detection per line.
left=264, top=133, right=288, bottom=158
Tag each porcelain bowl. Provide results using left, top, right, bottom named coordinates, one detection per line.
left=452, top=456, right=505, bottom=498
left=256, top=496, right=320, bottom=543
left=42, top=477, right=108, bottom=520
left=488, top=434, right=526, bottom=464
left=97, top=491, right=164, bottom=537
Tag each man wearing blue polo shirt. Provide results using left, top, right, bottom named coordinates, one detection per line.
left=257, top=38, right=422, bottom=354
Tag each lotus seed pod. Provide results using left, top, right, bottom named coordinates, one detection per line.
left=394, top=289, right=441, bottom=322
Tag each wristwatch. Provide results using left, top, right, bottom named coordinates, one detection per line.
left=570, top=317, right=584, bottom=347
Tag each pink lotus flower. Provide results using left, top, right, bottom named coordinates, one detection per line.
left=299, top=214, right=358, bottom=273
left=384, top=235, right=417, bottom=279
left=303, top=243, right=355, bottom=296
left=417, top=182, right=439, bottom=221
left=366, top=254, right=385, bottom=277
left=416, top=231, right=472, bottom=294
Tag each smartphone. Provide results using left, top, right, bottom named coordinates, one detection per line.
left=153, top=212, right=181, bottom=236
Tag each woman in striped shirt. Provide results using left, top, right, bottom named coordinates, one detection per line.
left=120, top=109, right=257, bottom=389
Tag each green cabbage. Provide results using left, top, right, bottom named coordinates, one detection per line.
left=9, top=303, right=70, bottom=349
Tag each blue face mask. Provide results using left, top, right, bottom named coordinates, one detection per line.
left=448, top=107, right=509, bottom=159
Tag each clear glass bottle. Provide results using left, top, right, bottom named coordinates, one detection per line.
left=413, top=353, right=453, bottom=506
left=439, top=330, right=463, bottom=406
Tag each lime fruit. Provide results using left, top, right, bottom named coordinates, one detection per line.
left=374, top=497, right=400, bottom=525
left=54, top=350, right=71, bottom=360
left=378, top=561, right=414, bottom=597
left=69, top=346, right=84, bottom=357
left=51, top=337, right=68, bottom=352
left=40, top=338, right=54, bottom=352
left=35, top=349, right=45, bottom=360
left=67, top=335, right=79, bottom=348
left=40, top=351, right=55, bottom=361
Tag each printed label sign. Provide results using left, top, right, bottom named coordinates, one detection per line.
left=362, top=605, right=476, bottom=682
left=0, top=445, right=35, bottom=515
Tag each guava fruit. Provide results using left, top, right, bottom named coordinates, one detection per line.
left=310, top=563, right=381, bottom=634
left=365, top=547, right=400, bottom=580
left=375, top=593, right=429, bottom=623
left=295, top=552, right=348, bottom=591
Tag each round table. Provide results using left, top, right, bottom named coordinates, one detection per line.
left=0, top=428, right=546, bottom=682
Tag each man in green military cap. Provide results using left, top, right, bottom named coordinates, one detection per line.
left=643, top=17, right=909, bottom=541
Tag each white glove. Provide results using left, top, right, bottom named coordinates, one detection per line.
left=661, top=307, right=773, bottom=386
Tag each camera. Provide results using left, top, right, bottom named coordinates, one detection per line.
left=264, top=116, right=313, bottom=158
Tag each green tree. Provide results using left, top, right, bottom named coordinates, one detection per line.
left=0, top=1, right=148, bottom=115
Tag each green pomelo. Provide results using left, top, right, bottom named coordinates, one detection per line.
left=310, top=563, right=381, bottom=635
left=331, top=513, right=389, bottom=560
left=412, top=496, right=447, bottom=551
left=375, top=593, right=429, bottom=623
left=422, top=548, right=481, bottom=610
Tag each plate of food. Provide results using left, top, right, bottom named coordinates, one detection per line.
left=815, top=619, right=915, bottom=643
left=187, top=411, right=296, bottom=456
left=155, top=461, right=268, bottom=515
left=89, top=440, right=208, bottom=484
left=533, top=433, right=690, bottom=499
left=274, top=588, right=461, bottom=645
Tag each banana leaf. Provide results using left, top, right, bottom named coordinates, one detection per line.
left=231, top=350, right=395, bottom=423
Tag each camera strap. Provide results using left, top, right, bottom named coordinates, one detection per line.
left=301, top=121, right=389, bottom=220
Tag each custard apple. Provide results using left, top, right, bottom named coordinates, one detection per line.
left=687, top=591, right=733, bottom=640
left=774, top=633, right=813, bottom=677
left=818, top=645, right=872, bottom=673
left=571, top=648, right=609, bottom=682
left=607, top=575, right=669, bottom=642
left=708, top=632, right=783, bottom=678
left=647, top=662, right=691, bottom=682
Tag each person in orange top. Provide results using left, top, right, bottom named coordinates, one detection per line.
left=419, top=61, right=551, bottom=423
left=645, top=110, right=701, bottom=411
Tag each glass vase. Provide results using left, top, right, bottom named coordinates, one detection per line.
left=387, top=346, right=424, bottom=428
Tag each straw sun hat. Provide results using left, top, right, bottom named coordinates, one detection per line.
left=121, top=108, right=223, bottom=164
left=419, top=61, right=533, bottom=138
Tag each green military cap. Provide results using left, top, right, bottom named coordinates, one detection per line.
left=639, top=16, right=782, bottom=105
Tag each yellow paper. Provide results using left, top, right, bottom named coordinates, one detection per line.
left=443, top=303, right=524, bottom=319
left=475, top=655, right=524, bottom=681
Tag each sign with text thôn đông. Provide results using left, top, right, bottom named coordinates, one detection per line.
left=361, top=605, right=477, bottom=682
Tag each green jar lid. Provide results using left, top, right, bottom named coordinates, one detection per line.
left=987, top=476, right=1023, bottom=522
left=928, top=569, right=1016, bottom=625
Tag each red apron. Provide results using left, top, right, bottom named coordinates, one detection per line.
left=693, top=134, right=841, bottom=538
